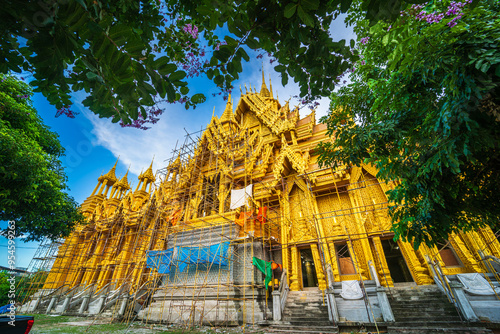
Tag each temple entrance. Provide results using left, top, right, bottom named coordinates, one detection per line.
left=381, top=239, right=413, bottom=283
left=300, top=247, right=318, bottom=288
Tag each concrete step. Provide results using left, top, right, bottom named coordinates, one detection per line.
left=387, top=326, right=493, bottom=334
left=393, top=312, right=460, bottom=319
left=390, top=295, right=449, bottom=301
left=284, top=313, right=329, bottom=318
left=283, top=317, right=331, bottom=326
left=392, top=308, right=458, bottom=314
left=265, top=325, right=338, bottom=334
left=389, top=321, right=474, bottom=328
left=394, top=316, right=462, bottom=323
left=286, top=302, right=327, bottom=307
left=391, top=305, right=457, bottom=313
left=286, top=309, right=329, bottom=313
left=283, top=313, right=329, bottom=318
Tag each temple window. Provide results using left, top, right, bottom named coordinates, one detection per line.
left=197, top=174, right=220, bottom=217
left=335, top=243, right=356, bottom=275
left=437, top=241, right=463, bottom=267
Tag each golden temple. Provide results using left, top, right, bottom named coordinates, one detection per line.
left=21, top=74, right=500, bottom=328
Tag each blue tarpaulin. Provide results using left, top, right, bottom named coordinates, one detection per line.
left=0, top=304, right=14, bottom=314
left=146, top=242, right=230, bottom=274
left=146, top=248, right=177, bottom=274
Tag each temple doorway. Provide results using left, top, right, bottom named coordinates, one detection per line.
left=300, top=247, right=318, bottom=288
left=381, top=239, right=414, bottom=283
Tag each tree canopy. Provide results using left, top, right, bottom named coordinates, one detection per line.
left=318, top=0, right=500, bottom=247
left=0, top=74, right=84, bottom=241
left=3, top=0, right=423, bottom=128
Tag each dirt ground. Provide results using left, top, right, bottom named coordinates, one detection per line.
left=27, top=314, right=266, bottom=334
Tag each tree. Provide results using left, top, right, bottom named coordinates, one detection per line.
left=317, top=0, right=500, bottom=247
left=2, top=0, right=422, bottom=128
left=0, top=74, right=84, bottom=241
left=0, top=271, right=10, bottom=306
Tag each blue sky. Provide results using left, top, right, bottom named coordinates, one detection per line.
left=0, top=16, right=355, bottom=270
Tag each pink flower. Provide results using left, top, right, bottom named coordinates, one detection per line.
left=183, top=24, right=198, bottom=39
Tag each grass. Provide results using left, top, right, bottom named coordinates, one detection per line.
left=27, top=314, right=265, bottom=334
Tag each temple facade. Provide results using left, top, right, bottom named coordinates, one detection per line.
left=23, top=75, right=500, bottom=327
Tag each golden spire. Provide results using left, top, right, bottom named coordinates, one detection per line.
left=98, top=157, right=119, bottom=185
left=269, top=75, right=273, bottom=98
left=220, top=94, right=233, bottom=123
left=115, top=168, right=131, bottom=190
left=260, top=66, right=270, bottom=97
left=139, top=158, right=156, bottom=182
left=169, top=154, right=181, bottom=171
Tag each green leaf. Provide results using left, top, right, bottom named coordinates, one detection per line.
left=274, top=65, right=286, bottom=72
left=165, top=82, right=176, bottom=101
left=224, top=36, right=238, bottom=49
left=169, top=71, right=186, bottom=82
left=191, top=93, right=206, bottom=104
left=86, top=72, right=98, bottom=80
left=74, top=0, right=87, bottom=10
left=297, top=5, right=314, bottom=27
left=237, top=48, right=250, bottom=62
left=214, top=74, right=224, bottom=85
left=302, top=0, right=320, bottom=11
left=214, top=45, right=233, bottom=63
left=180, top=86, right=189, bottom=95
left=340, top=0, right=353, bottom=12
left=108, top=24, right=130, bottom=47
left=282, top=72, right=288, bottom=86
left=155, top=56, right=177, bottom=75
left=382, top=33, right=389, bottom=46
left=196, top=5, right=212, bottom=16
left=245, top=36, right=259, bottom=49
left=284, top=3, right=297, bottom=18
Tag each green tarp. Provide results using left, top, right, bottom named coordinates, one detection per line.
left=252, top=257, right=272, bottom=289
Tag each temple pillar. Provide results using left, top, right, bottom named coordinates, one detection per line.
left=450, top=233, right=483, bottom=272
left=398, top=240, right=433, bottom=285
left=311, top=244, right=327, bottom=290
left=327, top=240, right=341, bottom=282
left=371, top=237, right=394, bottom=287
left=289, top=246, right=301, bottom=291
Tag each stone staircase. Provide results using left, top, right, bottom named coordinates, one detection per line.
left=387, top=285, right=492, bottom=334
left=266, top=288, right=338, bottom=334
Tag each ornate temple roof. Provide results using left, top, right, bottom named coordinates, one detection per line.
left=115, top=169, right=131, bottom=190
left=98, top=159, right=118, bottom=185
left=139, top=160, right=156, bottom=183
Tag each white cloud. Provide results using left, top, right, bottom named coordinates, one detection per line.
left=84, top=108, right=184, bottom=177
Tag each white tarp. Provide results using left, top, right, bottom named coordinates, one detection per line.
left=457, top=273, right=500, bottom=295
left=230, top=184, right=253, bottom=210
left=340, top=280, right=364, bottom=300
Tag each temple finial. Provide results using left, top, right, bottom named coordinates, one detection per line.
left=220, top=94, right=233, bottom=123
left=269, top=74, right=273, bottom=98
left=260, top=65, right=270, bottom=97
left=262, top=63, right=265, bottom=85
